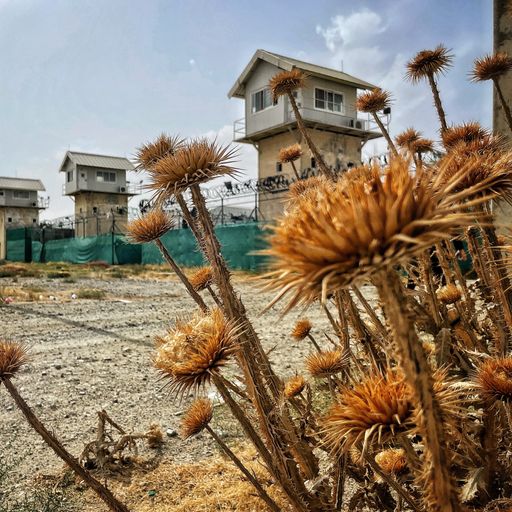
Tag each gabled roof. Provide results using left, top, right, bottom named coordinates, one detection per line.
left=0, top=176, right=45, bottom=191
left=228, top=49, right=378, bottom=98
left=58, top=151, right=135, bottom=172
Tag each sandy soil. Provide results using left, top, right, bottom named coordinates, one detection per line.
left=1, top=271, right=341, bottom=501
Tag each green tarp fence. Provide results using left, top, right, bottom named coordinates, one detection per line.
left=5, top=223, right=270, bottom=270
left=141, top=223, right=269, bottom=270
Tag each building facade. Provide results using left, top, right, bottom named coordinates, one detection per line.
left=0, top=177, right=48, bottom=259
left=59, top=151, right=136, bottom=237
left=228, top=49, right=382, bottom=219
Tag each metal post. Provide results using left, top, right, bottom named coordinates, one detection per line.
left=111, top=208, right=115, bottom=265
left=254, top=191, right=258, bottom=222
left=221, top=197, right=225, bottom=225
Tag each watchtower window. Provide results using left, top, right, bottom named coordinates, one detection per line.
left=315, top=88, right=343, bottom=113
left=251, top=87, right=276, bottom=113
left=96, top=171, right=116, bottom=183
left=13, top=190, right=30, bottom=199
left=67, top=170, right=73, bottom=182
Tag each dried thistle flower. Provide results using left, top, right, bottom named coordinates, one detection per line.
left=135, top=134, right=185, bottom=171
left=322, top=371, right=414, bottom=455
left=471, top=52, right=512, bottom=82
left=189, top=266, right=214, bottom=292
left=154, top=308, right=240, bottom=396
left=264, top=158, right=473, bottom=310
left=436, top=284, right=462, bottom=305
left=146, top=424, right=164, bottom=448
left=269, top=68, right=306, bottom=101
left=395, top=128, right=422, bottom=150
left=147, top=139, right=238, bottom=200
left=181, top=398, right=213, bottom=439
left=291, top=319, right=312, bottom=340
left=126, top=209, right=173, bottom=244
left=375, top=448, right=408, bottom=475
left=0, top=340, right=28, bottom=380
left=477, top=357, right=512, bottom=403
left=306, top=350, right=348, bottom=378
left=412, top=138, right=434, bottom=154
left=288, top=175, right=332, bottom=202
left=284, top=375, right=306, bottom=399
left=279, top=144, right=302, bottom=163
left=355, top=88, right=392, bottom=113
left=442, top=122, right=491, bottom=149
left=405, top=45, right=453, bottom=82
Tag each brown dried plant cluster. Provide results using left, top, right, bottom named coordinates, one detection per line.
left=5, top=41, right=512, bottom=512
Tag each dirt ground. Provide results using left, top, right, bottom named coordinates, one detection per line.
left=1, top=264, right=352, bottom=508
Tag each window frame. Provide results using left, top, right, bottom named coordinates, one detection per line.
left=96, top=170, right=117, bottom=183
left=13, top=190, right=30, bottom=200
left=250, top=87, right=277, bottom=114
left=314, top=87, right=344, bottom=115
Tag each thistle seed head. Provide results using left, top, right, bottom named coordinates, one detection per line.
left=0, top=340, right=28, bottom=380
left=471, top=52, right=512, bottom=82
left=284, top=375, right=306, bottom=399
left=406, top=45, right=453, bottom=82
left=126, top=209, right=174, bottom=244
left=306, top=350, right=348, bottom=378
left=355, top=88, right=392, bottom=113
left=181, top=398, right=213, bottom=439
left=154, top=308, right=240, bottom=397
left=269, top=68, right=306, bottom=101
left=279, top=144, right=302, bottom=163
left=189, top=266, right=214, bottom=292
left=291, top=319, right=312, bottom=340
left=146, top=139, right=238, bottom=200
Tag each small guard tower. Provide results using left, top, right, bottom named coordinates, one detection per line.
left=59, top=151, right=136, bottom=237
left=0, top=177, right=48, bottom=259
left=228, top=49, right=383, bottom=219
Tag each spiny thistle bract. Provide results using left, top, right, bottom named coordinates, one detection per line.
left=264, top=158, right=473, bottom=310
left=375, top=448, right=408, bottom=475
left=442, top=122, right=491, bottom=149
left=135, top=133, right=185, bottom=171
left=471, top=52, right=512, bottom=82
left=279, top=144, right=302, bottom=163
left=291, top=319, right=312, bottom=340
left=181, top=398, right=214, bottom=439
left=284, top=375, right=306, bottom=399
left=146, top=139, right=239, bottom=200
left=322, top=371, right=414, bottom=456
left=126, top=209, right=174, bottom=244
left=189, top=266, right=214, bottom=292
left=405, top=45, right=453, bottom=82
left=437, top=284, right=462, bottom=305
left=355, top=88, right=392, bottom=113
left=154, top=308, right=240, bottom=397
left=269, top=68, right=306, bottom=101
left=477, top=357, right=512, bottom=403
left=412, top=137, right=434, bottom=154
left=395, top=127, right=422, bottom=150
left=288, top=175, right=332, bottom=201
left=306, top=350, right=348, bottom=378
left=0, top=340, right=28, bottom=380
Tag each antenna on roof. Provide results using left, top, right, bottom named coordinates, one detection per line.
left=340, top=60, right=344, bottom=72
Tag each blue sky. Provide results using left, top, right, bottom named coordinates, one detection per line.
left=0, top=0, right=493, bottom=217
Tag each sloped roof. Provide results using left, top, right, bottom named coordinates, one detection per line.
left=59, top=151, right=135, bottom=172
left=228, top=49, right=377, bottom=98
left=0, top=176, right=45, bottom=191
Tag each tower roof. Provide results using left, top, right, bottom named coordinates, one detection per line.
left=0, top=176, right=45, bottom=191
left=228, top=49, right=377, bottom=98
left=59, top=151, right=135, bottom=172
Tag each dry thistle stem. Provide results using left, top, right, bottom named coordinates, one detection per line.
left=291, top=319, right=312, bottom=340
left=284, top=375, right=306, bottom=399
left=155, top=308, right=240, bottom=397
left=135, top=133, right=185, bottom=171
left=477, top=357, right=512, bottom=403
left=322, top=370, right=414, bottom=456
left=0, top=339, right=28, bottom=380
left=181, top=398, right=214, bottom=439
left=306, top=350, right=348, bottom=378
left=147, top=139, right=239, bottom=200
left=126, top=209, right=174, bottom=244
left=189, top=266, right=214, bottom=292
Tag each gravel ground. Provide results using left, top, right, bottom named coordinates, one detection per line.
left=1, top=271, right=341, bottom=498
